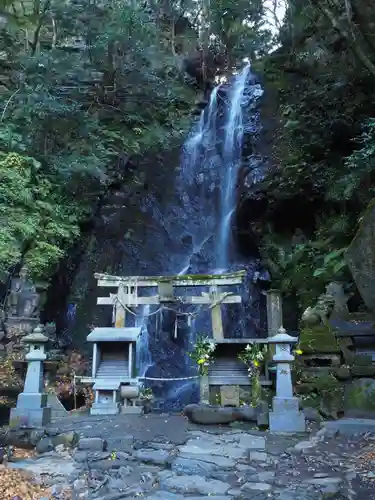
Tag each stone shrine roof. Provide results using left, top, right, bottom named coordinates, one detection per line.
left=22, top=332, right=48, bottom=343
left=87, top=327, right=141, bottom=343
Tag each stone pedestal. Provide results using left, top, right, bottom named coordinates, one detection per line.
left=9, top=326, right=51, bottom=427
left=268, top=328, right=306, bottom=433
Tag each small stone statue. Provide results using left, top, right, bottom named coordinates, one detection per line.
left=325, top=281, right=350, bottom=320
left=6, top=266, right=40, bottom=319
left=301, top=291, right=335, bottom=326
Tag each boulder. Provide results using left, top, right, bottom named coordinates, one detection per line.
left=345, top=378, right=375, bottom=417
left=302, top=407, right=322, bottom=423
left=2, top=428, right=38, bottom=449
left=346, top=199, right=375, bottom=312
left=183, top=404, right=238, bottom=425
left=183, top=403, right=261, bottom=425
left=2, top=426, right=79, bottom=452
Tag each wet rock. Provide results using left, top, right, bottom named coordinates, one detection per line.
left=303, top=407, right=322, bottom=423
left=159, top=472, right=230, bottom=495
left=249, top=451, right=268, bottom=462
left=51, top=431, right=79, bottom=448
left=171, top=454, right=234, bottom=477
left=179, top=438, right=247, bottom=460
left=235, top=405, right=257, bottom=421
left=73, top=450, right=112, bottom=463
left=78, top=437, right=107, bottom=451
left=36, top=437, right=54, bottom=454
left=3, top=428, right=38, bottom=449
left=237, top=434, right=266, bottom=450
left=107, top=436, right=133, bottom=453
left=133, top=449, right=171, bottom=466
left=293, top=439, right=319, bottom=453
left=304, top=477, right=342, bottom=487
left=29, top=429, right=46, bottom=446
left=251, top=471, right=275, bottom=482
left=241, top=481, right=272, bottom=491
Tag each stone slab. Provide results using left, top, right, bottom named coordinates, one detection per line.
left=179, top=439, right=247, bottom=459
left=158, top=472, right=231, bottom=495
left=121, top=406, right=143, bottom=415
left=323, top=418, right=375, bottom=435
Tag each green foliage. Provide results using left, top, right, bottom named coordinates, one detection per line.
left=260, top=231, right=349, bottom=308
left=330, top=119, right=375, bottom=203
left=0, top=0, right=196, bottom=283
left=207, top=0, right=274, bottom=63
left=260, top=0, right=375, bottom=308
left=0, top=152, right=82, bottom=280
left=188, top=336, right=216, bottom=376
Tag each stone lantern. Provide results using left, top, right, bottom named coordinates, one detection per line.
left=268, top=327, right=306, bottom=433
left=10, top=325, right=51, bottom=427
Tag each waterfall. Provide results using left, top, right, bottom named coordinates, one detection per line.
left=135, top=305, right=153, bottom=378
left=134, top=64, right=265, bottom=408
left=217, top=65, right=252, bottom=270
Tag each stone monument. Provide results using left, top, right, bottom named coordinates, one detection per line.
left=5, top=266, right=41, bottom=338
left=266, top=289, right=283, bottom=337
left=268, top=328, right=306, bottom=433
left=9, top=325, right=51, bottom=427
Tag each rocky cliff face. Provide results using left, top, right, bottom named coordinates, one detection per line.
left=44, top=69, right=273, bottom=410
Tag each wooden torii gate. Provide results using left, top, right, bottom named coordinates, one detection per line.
left=94, top=270, right=246, bottom=341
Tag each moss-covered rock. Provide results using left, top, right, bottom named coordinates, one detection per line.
left=353, top=354, right=373, bottom=366
left=299, top=325, right=340, bottom=354
left=345, top=378, right=375, bottom=416
left=334, top=366, right=352, bottom=381
left=310, top=373, right=344, bottom=419
left=350, top=365, right=375, bottom=377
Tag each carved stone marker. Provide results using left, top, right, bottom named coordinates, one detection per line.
left=220, top=385, right=240, bottom=407
left=266, top=289, right=283, bottom=337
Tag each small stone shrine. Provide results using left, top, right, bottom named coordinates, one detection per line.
left=87, top=327, right=141, bottom=415
left=9, top=326, right=51, bottom=427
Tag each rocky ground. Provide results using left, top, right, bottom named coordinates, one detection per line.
left=2, top=413, right=375, bottom=499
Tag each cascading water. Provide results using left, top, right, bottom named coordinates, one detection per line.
left=217, top=65, right=252, bottom=270
left=134, top=64, right=266, bottom=408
